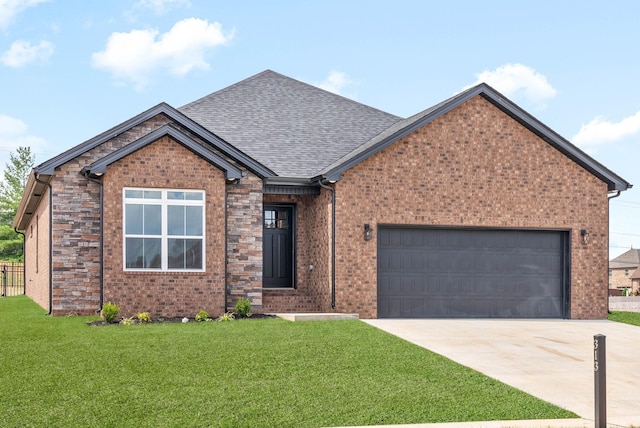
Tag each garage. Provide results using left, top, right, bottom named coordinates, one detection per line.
left=377, top=227, right=570, bottom=318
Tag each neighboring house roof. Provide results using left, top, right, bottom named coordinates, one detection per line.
left=178, top=70, right=402, bottom=178
left=610, top=248, right=640, bottom=269
left=631, top=268, right=640, bottom=280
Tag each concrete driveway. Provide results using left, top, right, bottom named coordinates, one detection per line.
left=363, top=319, right=640, bottom=427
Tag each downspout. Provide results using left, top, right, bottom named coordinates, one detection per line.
left=14, top=228, right=25, bottom=294
left=318, top=180, right=336, bottom=309
left=224, top=182, right=229, bottom=314
left=83, top=171, right=104, bottom=313
left=607, top=190, right=622, bottom=313
left=34, top=175, right=53, bottom=315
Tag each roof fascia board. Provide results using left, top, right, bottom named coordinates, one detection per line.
left=36, top=102, right=274, bottom=178
left=85, top=125, right=243, bottom=180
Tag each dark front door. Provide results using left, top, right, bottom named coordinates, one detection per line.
left=263, top=205, right=295, bottom=288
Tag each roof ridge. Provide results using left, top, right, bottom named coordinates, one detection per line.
left=179, top=69, right=401, bottom=120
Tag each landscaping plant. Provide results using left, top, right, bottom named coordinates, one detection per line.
left=235, top=297, right=252, bottom=318
left=100, top=302, right=120, bottom=323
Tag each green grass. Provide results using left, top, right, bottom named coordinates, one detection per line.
left=609, top=311, right=640, bottom=326
left=0, top=296, right=576, bottom=427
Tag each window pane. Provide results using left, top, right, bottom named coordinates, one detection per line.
left=186, top=206, right=202, bottom=236
left=168, top=238, right=202, bottom=269
left=125, top=204, right=143, bottom=234
left=167, top=205, right=185, bottom=236
left=144, top=205, right=161, bottom=235
left=125, top=237, right=143, bottom=268
left=126, top=238, right=161, bottom=269
left=167, top=191, right=184, bottom=200
left=265, top=210, right=275, bottom=228
left=186, top=192, right=203, bottom=200
left=125, top=189, right=143, bottom=198
left=144, top=238, right=161, bottom=268
left=144, top=190, right=161, bottom=199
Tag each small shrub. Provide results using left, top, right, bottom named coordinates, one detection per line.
left=195, top=310, right=209, bottom=322
left=218, top=312, right=235, bottom=322
left=101, top=302, right=120, bottom=323
left=137, top=312, right=151, bottom=323
left=120, top=317, right=134, bottom=326
left=235, top=298, right=252, bottom=318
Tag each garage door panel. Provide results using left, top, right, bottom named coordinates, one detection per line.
left=377, top=228, right=567, bottom=318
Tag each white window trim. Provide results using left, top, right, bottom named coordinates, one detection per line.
left=123, top=188, right=206, bottom=272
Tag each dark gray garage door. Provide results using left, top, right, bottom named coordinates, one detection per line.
left=377, top=227, right=569, bottom=318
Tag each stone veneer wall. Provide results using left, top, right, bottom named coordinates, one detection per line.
left=333, top=96, right=609, bottom=319
left=226, top=173, right=263, bottom=311
left=102, top=136, right=227, bottom=318
left=261, top=190, right=332, bottom=313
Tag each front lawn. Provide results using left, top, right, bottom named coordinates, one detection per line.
left=0, top=296, right=575, bottom=427
left=609, top=311, right=640, bottom=326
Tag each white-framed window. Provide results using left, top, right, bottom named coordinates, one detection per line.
left=123, top=188, right=205, bottom=271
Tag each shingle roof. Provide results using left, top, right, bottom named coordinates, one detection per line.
left=179, top=70, right=402, bottom=178
left=610, top=248, right=640, bottom=269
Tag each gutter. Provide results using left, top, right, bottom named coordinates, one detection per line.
left=82, top=171, right=104, bottom=313
left=317, top=180, right=336, bottom=309
left=33, top=174, right=53, bottom=315
left=14, top=228, right=25, bottom=294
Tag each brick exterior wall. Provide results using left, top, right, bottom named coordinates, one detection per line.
left=261, top=191, right=332, bottom=313
left=24, top=185, right=51, bottom=311
left=102, top=135, right=227, bottom=318
left=26, top=95, right=613, bottom=319
left=333, top=96, right=610, bottom=319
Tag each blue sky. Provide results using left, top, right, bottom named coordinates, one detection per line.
left=1, top=0, right=638, bottom=257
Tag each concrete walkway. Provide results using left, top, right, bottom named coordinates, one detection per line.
left=362, top=319, right=640, bottom=427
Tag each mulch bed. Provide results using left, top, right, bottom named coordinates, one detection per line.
left=87, top=313, right=275, bottom=326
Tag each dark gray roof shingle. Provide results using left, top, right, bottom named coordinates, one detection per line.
left=179, top=70, right=402, bottom=178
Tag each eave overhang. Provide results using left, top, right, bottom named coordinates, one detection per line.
left=13, top=170, right=51, bottom=231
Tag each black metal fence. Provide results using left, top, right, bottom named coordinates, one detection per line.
left=1, top=262, right=24, bottom=297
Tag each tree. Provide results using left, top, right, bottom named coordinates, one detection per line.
left=0, top=146, right=35, bottom=225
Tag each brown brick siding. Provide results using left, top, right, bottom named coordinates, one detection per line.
left=102, top=135, right=227, bottom=318
left=261, top=191, right=332, bottom=313
left=24, top=185, right=51, bottom=312
left=334, top=96, right=609, bottom=319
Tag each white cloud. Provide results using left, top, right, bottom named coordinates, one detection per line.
left=572, top=111, right=640, bottom=147
left=1, top=40, right=53, bottom=67
left=315, top=71, right=352, bottom=95
left=0, top=0, right=48, bottom=29
left=132, top=0, right=190, bottom=15
left=0, top=115, right=47, bottom=169
left=91, top=18, right=233, bottom=91
left=463, top=63, right=557, bottom=108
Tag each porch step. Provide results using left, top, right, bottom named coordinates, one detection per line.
left=270, top=313, right=359, bottom=321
